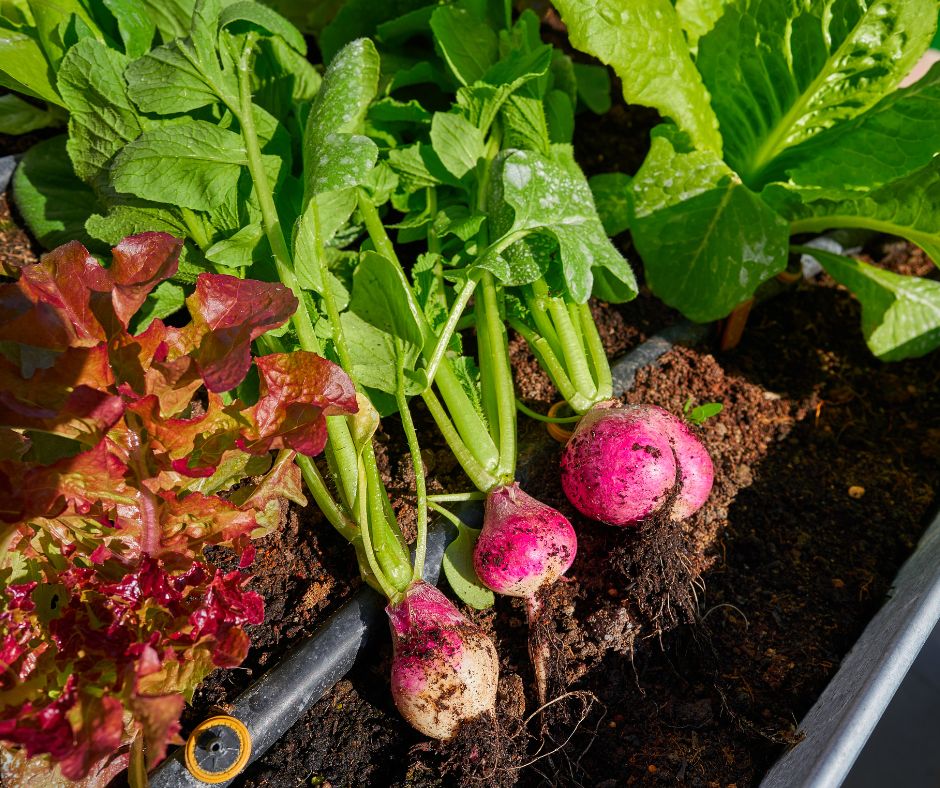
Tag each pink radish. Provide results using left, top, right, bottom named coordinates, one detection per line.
left=560, top=404, right=713, bottom=526
left=560, top=405, right=678, bottom=526
left=386, top=580, right=498, bottom=740
left=474, top=483, right=577, bottom=702
left=474, top=484, right=577, bottom=598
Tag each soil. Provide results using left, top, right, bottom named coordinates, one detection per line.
left=3, top=60, right=940, bottom=788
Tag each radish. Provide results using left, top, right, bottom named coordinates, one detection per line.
left=473, top=483, right=576, bottom=703
left=387, top=580, right=499, bottom=740
left=560, top=404, right=713, bottom=526
left=474, top=484, right=577, bottom=599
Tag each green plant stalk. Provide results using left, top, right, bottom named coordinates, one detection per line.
left=428, top=491, right=487, bottom=502
left=237, top=38, right=413, bottom=594
left=397, top=351, right=428, bottom=583
left=474, top=293, right=501, bottom=444
left=578, top=303, right=612, bottom=400
left=515, top=399, right=582, bottom=424
left=357, top=195, right=500, bottom=477
left=478, top=272, right=516, bottom=479
left=355, top=461, right=397, bottom=600
left=364, top=447, right=412, bottom=591
left=507, top=317, right=580, bottom=405
left=517, top=282, right=612, bottom=414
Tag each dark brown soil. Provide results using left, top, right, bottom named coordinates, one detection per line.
left=4, top=72, right=940, bottom=788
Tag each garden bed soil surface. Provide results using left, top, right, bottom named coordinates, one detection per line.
left=3, top=109, right=940, bottom=788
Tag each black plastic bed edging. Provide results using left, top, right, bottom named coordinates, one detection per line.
left=150, top=323, right=708, bottom=786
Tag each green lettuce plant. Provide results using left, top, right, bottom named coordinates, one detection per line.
left=554, top=0, right=940, bottom=360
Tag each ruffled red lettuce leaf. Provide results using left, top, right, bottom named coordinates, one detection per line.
left=243, top=351, right=358, bottom=455
left=175, top=275, right=298, bottom=393
left=92, top=233, right=181, bottom=328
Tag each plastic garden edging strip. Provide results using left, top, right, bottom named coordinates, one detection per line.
left=761, top=506, right=940, bottom=788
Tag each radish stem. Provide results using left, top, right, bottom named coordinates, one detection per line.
left=398, top=350, right=429, bottom=583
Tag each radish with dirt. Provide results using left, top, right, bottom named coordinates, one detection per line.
left=560, top=404, right=714, bottom=526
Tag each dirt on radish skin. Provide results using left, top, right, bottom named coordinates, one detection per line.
left=560, top=405, right=678, bottom=526
left=474, top=484, right=577, bottom=599
left=387, top=581, right=499, bottom=741
left=643, top=405, right=715, bottom=520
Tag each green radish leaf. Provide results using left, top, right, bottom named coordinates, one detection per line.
left=368, top=97, right=431, bottom=124
left=798, top=245, right=940, bottom=361
left=318, top=0, right=427, bottom=61
left=29, top=0, right=98, bottom=70
left=429, top=3, right=497, bottom=86
left=500, top=93, right=550, bottom=154
left=589, top=172, right=632, bottom=236
left=12, top=135, right=101, bottom=248
left=292, top=190, right=360, bottom=293
left=429, top=111, right=485, bottom=179
left=552, top=0, right=721, bottom=154
left=340, top=311, right=424, bottom=395
left=341, top=252, right=425, bottom=395
left=375, top=4, right=435, bottom=44
left=125, top=0, right=235, bottom=114
left=442, top=520, right=494, bottom=610
left=772, top=63, right=940, bottom=198
left=697, top=0, right=937, bottom=184
left=308, top=133, right=378, bottom=195
left=219, top=2, right=305, bottom=53
left=433, top=206, right=485, bottom=242
left=253, top=35, right=321, bottom=111
left=125, top=41, right=224, bottom=113
left=130, top=280, right=185, bottom=333
left=455, top=46, right=553, bottom=135
left=57, top=38, right=142, bottom=184
left=136, top=0, right=195, bottom=41
left=483, top=43, right=552, bottom=89
left=303, top=38, right=380, bottom=200
left=630, top=134, right=789, bottom=322
left=205, top=222, right=266, bottom=268
left=101, top=0, right=156, bottom=57
left=490, top=145, right=636, bottom=303
left=350, top=251, right=424, bottom=350
left=85, top=202, right=188, bottom=242
left=766, top=159, right=940, bottom=264
left=0, top=22, right=62, bottom=105
left=306, top=37, right=378, bottom=141
left=111, top=121, right=248, bottom=211
left=387, top=143, right=447, bottom=192
left=572, top=62, right=610, bottom=114
left=550, top=49, right=578, bottom=107
left=0, top=93, right=59, bottom=133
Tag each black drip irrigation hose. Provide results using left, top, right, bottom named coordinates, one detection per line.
left=150, top=323, right=710, bottom=786
left=151, top=511, right=470, bottom=787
